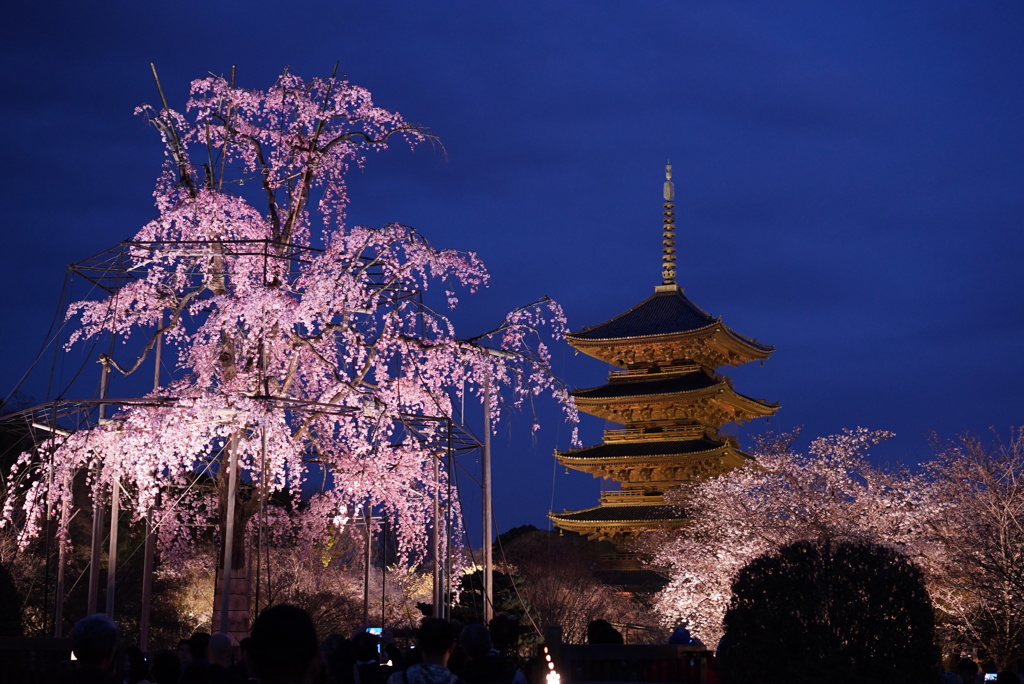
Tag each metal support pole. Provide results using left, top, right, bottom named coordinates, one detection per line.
left=219, top=434, right=239, bottom=634
left=446, top=424, right=453, bottom=621
left=140, top=321, right=161, bottom=648
left=102, top=356, right=119, bottom=618
left=431, top=453, right=441, bottom=617
left=105, top=479, right=120, bottom=617
left=87, top=357, right=111, bottom=614
left=87, top=501, right=103, bottom=614
left=43, top=438, right=54, bottom=638
left=139, top=511, right=155, bottom=650
left=362, top=508, right=371, bottom=627
left=483, top=370, right=493, bottom=624
left=54, top=471, right=70, bottom=636
left=256, top=426, right=268, bottom=614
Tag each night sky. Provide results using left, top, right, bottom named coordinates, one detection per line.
left=2, top=2, right=1022, bottom=545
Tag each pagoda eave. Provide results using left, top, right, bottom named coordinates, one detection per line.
left=556, top=445, right=750, bottom=467
left=556, top=437, right=732, bottom=461
left=573, top=375, right=721, bottom=402
left=572, top=389, right=778, bottom=425
left=558, top=448, right=751, bottom=485
left=548, top=507, right=689, bottom=539
left=567, top=325, right=772, bottom=369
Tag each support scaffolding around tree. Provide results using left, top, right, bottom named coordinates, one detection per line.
left=1, top=235, right=483, bottom=639
left=2, top=369, right=482, bottom=641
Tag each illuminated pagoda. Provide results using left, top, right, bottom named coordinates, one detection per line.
left=549, top=164, right=777, bottom=547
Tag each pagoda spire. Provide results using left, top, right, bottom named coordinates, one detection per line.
left=661, top=162, right=677, bottom=286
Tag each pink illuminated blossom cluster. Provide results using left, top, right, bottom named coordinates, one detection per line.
left=640, top=428, right=924, bottom=646
left=4, top=71, right=573, bottom=572
left=642, top=427, right=1024, bottom=666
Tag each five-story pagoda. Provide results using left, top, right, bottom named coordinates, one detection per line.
left=549, top=165, right=777, bottom=544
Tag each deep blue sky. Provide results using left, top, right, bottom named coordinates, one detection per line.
left=2, top=2, right=1022, bottom=544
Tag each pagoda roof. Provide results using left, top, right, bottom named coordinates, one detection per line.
left=548, top=502, right=689, bottom=539
left=567, top=285, right=771, bottom=353
left=574, top=372, right=718, bottom=400
left=556, top=438, right=751, bottom=487
left=549, top=503, right=683, bottom=523
left=572, top=373, right=778, bottom=425
left=556, top=437, right=727, bottom=461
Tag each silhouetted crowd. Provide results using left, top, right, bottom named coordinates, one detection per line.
left=53, top=608, right=533, bottom=684
left=50, top=609, right=1024, bottom=684
left=939, top=658, right=1024, bottom=684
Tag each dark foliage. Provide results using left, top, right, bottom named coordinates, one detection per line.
left=718, top=538, right=939, bottom=684
left=1, top=500, right=201, bottom=643
left=498, top=527, right=660, bottom=644
left=418, top=568, right=529, bottom=628
left=0, top=562, right=24, bottom=636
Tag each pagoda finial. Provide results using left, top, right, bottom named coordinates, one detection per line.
left=661, top=162, right=677, bottom=286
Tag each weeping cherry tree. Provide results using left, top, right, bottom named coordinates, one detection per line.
left=2, top=68, right=575, bottom=634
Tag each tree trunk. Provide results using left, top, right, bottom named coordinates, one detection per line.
left=212, top=445, right=258, bottom=641
left=211, top=561, right=251, bottom=642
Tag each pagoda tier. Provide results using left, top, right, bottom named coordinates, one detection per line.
left=555, top=437, right=752, bottom=488
left=548, top=491, right=689, bottom=540
left=566, top=284, right=772, bottom=369
left=572, top=367, right=777, bottom=426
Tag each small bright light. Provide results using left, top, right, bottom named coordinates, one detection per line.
left=541, top=645, right=557, bottom=681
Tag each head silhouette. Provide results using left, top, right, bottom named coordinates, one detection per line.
left=249, top=604, right=318, bottom=684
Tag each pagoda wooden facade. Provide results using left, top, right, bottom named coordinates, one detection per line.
left=549, top=165, right=777, bottom=544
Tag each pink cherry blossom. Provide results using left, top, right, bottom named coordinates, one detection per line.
left=3, top=71, right=574, bottom=581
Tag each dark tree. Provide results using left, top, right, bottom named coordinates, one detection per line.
left=718, top=538, right=938, bottom=684
left=0, top=563, right=23, bottom=636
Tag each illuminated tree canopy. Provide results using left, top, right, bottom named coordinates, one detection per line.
left=2, top=69, right=575, bottom=573
left=643, top=427, right=1024, bottom=667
